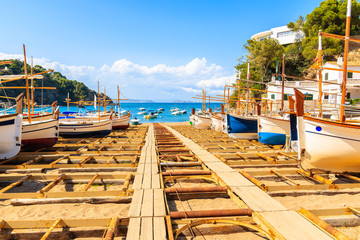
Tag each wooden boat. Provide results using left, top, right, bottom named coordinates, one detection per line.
left=224, top=114, right=258, bottom=139
left=194, top=114, right=211, bottom=129
left=145, top=112, right=158, bottom=119
left=294, top=1, right=360, bottom=172
left=112, top=112, right=130, bottom=130
left=22, top=115, right=59, bottom=150
left=0, top=93, right=23, bottom=159
left=258, top=115, right=290, bottom=145
left=59, top=119, right=112, bottom=138
left=210, top=113, right=223, bottom=132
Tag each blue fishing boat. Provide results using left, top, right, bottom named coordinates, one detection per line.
left=225, top=114, right=258, bottom=139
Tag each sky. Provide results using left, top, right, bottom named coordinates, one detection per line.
left=0, top=0, right=323, bottom=102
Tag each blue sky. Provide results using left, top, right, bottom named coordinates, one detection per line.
left=0, top=0, right=323, bottom=101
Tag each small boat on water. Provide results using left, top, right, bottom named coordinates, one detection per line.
left=157, top=108, right=164, bottom=113
left=0, top=93, right=23, bottom=159
left=137, top=111, right=148, bottom=115
left=131, top=118, right=140, bottom=125
left=138, top=108, right=146, bottom=111
left=170, top=108, right=179, bottom=112
left=145, top=112, right=157, bottom=119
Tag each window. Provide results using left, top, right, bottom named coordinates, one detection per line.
left=347, top=72, right=353, bottom=78
left=347, top=92, right=351, bottom=99
left=271, top=94, right=275, bottom=100
left=324, top=94, right=329, bottom=100
left=283, top=94, right=288, bottom=100
left=325, top=73, right=329, bottom=80
left=277, top=31, right=294, bottom=38
left=304, top=94, right=313, bottom=100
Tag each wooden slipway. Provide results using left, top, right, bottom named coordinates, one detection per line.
left=126, top=125, right=167, bottom=240
left=165, top=125, right=333, bottom=240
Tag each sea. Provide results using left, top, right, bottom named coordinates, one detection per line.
left=16, top=102, right=222, bottom=123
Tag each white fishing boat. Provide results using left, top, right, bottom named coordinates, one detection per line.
left=194, top=114, right=211, bottom=129
left=22, top=115, right=59, bottom=150
left=131, top=118, right=140, bottom=125
left=112, top=112, right=130, bottom=130
left=137, top=111, right=148, bottom=115
left=59, top=118, right=112, bottom=138
left=210, top=114, right=223, bottom=132
left=295, top=1, right=360, bottom=172
left=0, top=93, right=23, bottom=159
left=157, top=108, right=164, bottom=113
left=145, top=112, right=157, bottom=119
left=180, top=110, right=187, bottom=114
left=170, top=108, right=179, bottom=112
left=171, top=111, right=182, bottom=115
left=138, top=107, right=146, bottom=111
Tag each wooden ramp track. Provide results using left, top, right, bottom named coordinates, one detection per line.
left=165, top=125, right=334, bottom=240
left=126, top=125, right=167, bottom=240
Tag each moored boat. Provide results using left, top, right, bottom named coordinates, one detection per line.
left=131, top=118, right=140, bottom=125
left=210, top=114, right=223, bottom=132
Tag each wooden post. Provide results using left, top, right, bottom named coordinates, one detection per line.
left=246, top=61, right=250, bottom=116
left=281, top=54, right=285, bottom=112
left=83, top=174, right=99, bottom=191
left=98, top=81, right=100, bottom=122
left=0, top=175, right=31, bottom=193
left=340, top=0, right=352, bottom=122
left=104, top=217, right=119, bottom=240
left=318, top=31, right=323, bottom=118
left=31, top=56, right=35, bottom=114
left=38, top=174, right=66, bottom=196
left=23, top=44, right=31, bottom=123
left=104, top=87, right=107, bottom=114
left=40, top=218, right=62, bottom=240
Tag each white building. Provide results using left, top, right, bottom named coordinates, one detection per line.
left=265, top=58, right=360, bottom=105
left=251, top=26, right=304, bottom=45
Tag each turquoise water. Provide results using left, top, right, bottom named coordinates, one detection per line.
left=57, top=102, right=222, bottom=123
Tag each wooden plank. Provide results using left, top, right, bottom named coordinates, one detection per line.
left=140, top=217, right=153, bottom=240
left=153, top=189, right=166, bottom=217
left=151, top=164, right=158, bottom=174
left=141, top=189, right=154, bottom=217
left=142, top=174, right=152, bottom=189
left=153, top=217, right=167, bottom=240
left=132, top=174, right=144, bottom=190
left=215, top=172, right=253, bottom=187
left=152, top=174, right=161, bottom=189
left=144, top=164, right=152, bottom=174
left=136, top=164, right=145, bottom=174
left=126, top=217, right=141, bottom=240
left=232, top=186, right=287, bottom=211
left=255, top=211, right=333, bottom=240
left=128, top=189, right=144, bottom=217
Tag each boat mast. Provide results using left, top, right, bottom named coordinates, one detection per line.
left=67, top=92, right=70, bottom=111
left=245, top=61, right=250, bottom=116
left=31, top=56, right=34, bottom=114
left=340, top=0, right=352, bottom=122
left=280, top=55, right=285, bottom=113
left=97, top=81, right=100, bottom=122
left=117, top=85, right=121, bottom=113
left=318, top=31, right=323, bottom=118
left=23, top=44, right=31, bottom=124
left=104, top=87, right=107, bottom=114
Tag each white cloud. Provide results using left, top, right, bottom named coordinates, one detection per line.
left=0, top=52, right=234, bottom=101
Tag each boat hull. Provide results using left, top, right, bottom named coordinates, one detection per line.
left=112, top=114, right=130, bottom=130
left=0, top=114, right=22, bottom=159
left=300, top=116, right=360, bottom=173
left=258, top=116, right=290, bottom=145
left=211, top=115, right=223, bottom=132
left=194, top=114, right=211, bottom=129
left=225, top=114, right=258, bottom=139
left=22, top=119, right=59, bottom=150
left=59, top=119, right=112, bottom=138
